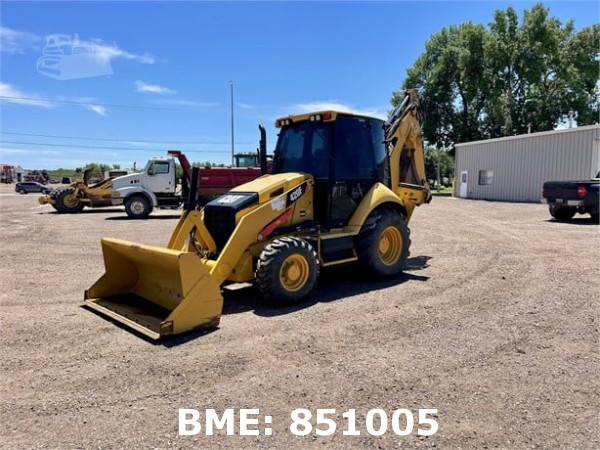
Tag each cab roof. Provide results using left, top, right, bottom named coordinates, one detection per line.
left=275, top=110, right=383, bottom=127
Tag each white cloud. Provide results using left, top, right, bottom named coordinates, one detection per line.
left=0, top=26, right=43, bottom=54
left=289, top=101, right=388, bottom=120
left=135, top=80, right=176, bottom=95
left=1, top=26, right=158, bottom=65
left=0, top=83, right=107, bottom=116
left=0, top=82, right=53, bottom=108
left=48, top=35, right=158, bottom=65
left=238, top=103, right=256, bottom=110
left=84, top=104, right=107, bottom=116
left=93, top=43, right=157, bottom=64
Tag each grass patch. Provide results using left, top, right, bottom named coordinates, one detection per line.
left=431, top=187, right=453, bottom=196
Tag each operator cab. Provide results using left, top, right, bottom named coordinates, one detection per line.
left=233, top=153, right=258, bottom=168
left=273, top=112, right=389, bottom=229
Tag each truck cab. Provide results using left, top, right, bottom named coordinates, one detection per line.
left=143, top=158, right=177, bottom=194
left=111, top=157, right=181, bottom=218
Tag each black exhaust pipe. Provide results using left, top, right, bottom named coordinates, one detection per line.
left=185, top=166, right=200, bottom=212
left=258, top=124, right=268, bottom=175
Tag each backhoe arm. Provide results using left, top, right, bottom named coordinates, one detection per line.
left=385, top=89, right=432, bottom=217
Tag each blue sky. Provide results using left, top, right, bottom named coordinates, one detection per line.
left=1, top=1, right=598, bottom=170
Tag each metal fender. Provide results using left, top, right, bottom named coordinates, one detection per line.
left=113, top=186, right=158, bottom=207
left=346, top=183, right=407, bottom=233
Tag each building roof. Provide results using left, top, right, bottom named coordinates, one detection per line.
left=455, top=124, right=600, bottom=148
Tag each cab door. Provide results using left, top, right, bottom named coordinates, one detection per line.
left=145, top=160, right=175, bottom=194
left=329, top=115, right=387, bottom=228
left=272, top=121, right=333, bottom=226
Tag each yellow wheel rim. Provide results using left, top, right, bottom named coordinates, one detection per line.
left=63, top=193, right=80, bottom=208
left=279, top=254, right=310, bottom=292
left=379, top=226, right=402, bottom=266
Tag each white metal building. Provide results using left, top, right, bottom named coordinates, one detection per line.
left=453, top=125, right=600, bottom=202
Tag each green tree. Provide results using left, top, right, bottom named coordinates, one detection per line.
left=175, top=163, right=184, bottom=181
left=423, top=146, right=455, bottom=186
left=82, top=163, right=112, bottom=177
left=563, top=22, right=600, bottom=126
left=396, top=21, right=491, bottom=151
left=394, top=3, right=599, bottom=150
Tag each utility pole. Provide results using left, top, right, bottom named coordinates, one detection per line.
left=568, top=110, right=578, bottom=128
left=230, top=80, right=235, bottom=166
left=436, top=147, right=441, bottom=192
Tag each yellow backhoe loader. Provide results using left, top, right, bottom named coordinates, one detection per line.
left=84, top=89, right=432, bottom=339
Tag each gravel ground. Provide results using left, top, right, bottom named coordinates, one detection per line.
left=0, top=183, right=598, bottom=449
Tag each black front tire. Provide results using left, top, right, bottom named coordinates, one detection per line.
left=53, top=187, right=85, bottom=213
left=355, top=208, right=410, bottom=278
left=18, top=189, right=27, bottom=195
left=256, top=236, right=319, bottom=304
left=125, top=195, right=152, bottom=219
left=549, top=205, right=575, bottom=221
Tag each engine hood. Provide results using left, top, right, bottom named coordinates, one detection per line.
left=111, top=173, right=143, bottom=190
left=229, top=172, right=312, bottom=204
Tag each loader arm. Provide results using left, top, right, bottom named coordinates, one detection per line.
left=85, top=174, right=311, bottom=339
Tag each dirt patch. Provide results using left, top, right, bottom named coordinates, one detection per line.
left=1, top=184, right=598, bottom=449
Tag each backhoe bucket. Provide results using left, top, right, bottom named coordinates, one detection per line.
left=84, top=238, right=223, bottom=340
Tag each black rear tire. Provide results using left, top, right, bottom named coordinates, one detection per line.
left=125, top=195, right=152, bottom=219
left=549, top=205, right=575, bottom=221
left=355, top=208, right=410, bottom=278
left=53, top=187, right=85, bottom=213
left=256, top=237, right=319, bottom=304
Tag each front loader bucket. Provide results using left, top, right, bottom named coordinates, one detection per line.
left=84, top=238, right=223, bottom=340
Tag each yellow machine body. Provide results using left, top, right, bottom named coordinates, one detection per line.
left=85, top=89, right=431, bottom=339
left=85, top=172, right=314, bottom=339
left=39, top=175, right=113, bottom=212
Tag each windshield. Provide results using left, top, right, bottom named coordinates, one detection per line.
left=273, top=122, right=332, bottom=178
left=234, top=154, right=257, bottom=168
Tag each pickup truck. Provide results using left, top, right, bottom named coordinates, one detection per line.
left=541, top=172, right=599, bottom=222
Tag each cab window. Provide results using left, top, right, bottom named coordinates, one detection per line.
left=334, top=116, right=387, bottom=182
left=149, top=161, right=170, bottom=175
left=273, top=122, right=332, bottom=178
